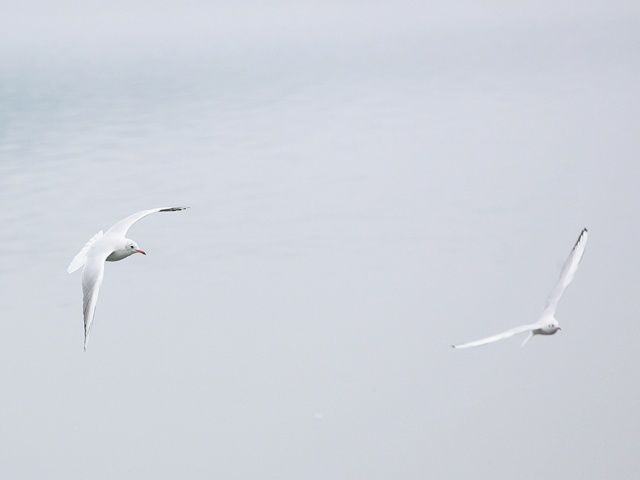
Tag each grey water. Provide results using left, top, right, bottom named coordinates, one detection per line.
left=1, top=2, right=639, bottom=478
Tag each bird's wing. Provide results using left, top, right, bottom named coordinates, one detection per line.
left=543, top=228, right=588, bottom=316
left=106, top=207, right=188, bottom=237
left=67, top=230, right=104, bottom=273
left=81, top=250, right=110, bottom=351
left=452, top=323, right=537, bottom=349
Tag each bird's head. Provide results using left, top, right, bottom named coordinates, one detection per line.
left=124, top=238, right=146, bottom=256
left=543, top=318, right=561, bottom=334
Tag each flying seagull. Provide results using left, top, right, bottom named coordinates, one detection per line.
left=452, top=228, right=588, bottom=349
left=67, top=207, right=188, bottom=350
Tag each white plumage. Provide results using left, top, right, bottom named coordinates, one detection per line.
left=453, top=228, right=588, bottom=349
left=68, top=207, right=188, bottom=350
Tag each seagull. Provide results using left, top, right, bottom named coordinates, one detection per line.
left=67, top=207, right=188, bottom=350
left=452, top=228, right=588, bottom=349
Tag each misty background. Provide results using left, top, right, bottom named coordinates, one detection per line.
left=1, top=1, right=639, bottom=478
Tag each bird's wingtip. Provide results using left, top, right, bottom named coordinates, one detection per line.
left=571, top=228, right=589, bottom=249
left=159, top=206, right=189, bottom=213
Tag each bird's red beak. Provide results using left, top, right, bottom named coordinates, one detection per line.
left=135, top=249, right=146, bottom=255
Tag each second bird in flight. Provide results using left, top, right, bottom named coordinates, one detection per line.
left=452, top=228, right=588, bottom=349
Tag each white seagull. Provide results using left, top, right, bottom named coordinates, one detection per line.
left=453, top=228, right=588, bottom=349
left=67, top=207, right=188, bottom=350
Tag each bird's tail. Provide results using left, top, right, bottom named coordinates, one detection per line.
left=520, top=331, right=534, bottom=348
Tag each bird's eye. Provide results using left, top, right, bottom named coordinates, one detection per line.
left=130, top=245, right=134, bottom=249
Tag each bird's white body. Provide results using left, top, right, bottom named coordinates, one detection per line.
left=533, top=316, right=561, bottom=336
left=68, top=207, right=187, bottom=350
left=453, top=228, right=588, bottom=349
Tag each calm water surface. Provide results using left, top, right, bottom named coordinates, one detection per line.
left=1, top=3, right=639, bottom=479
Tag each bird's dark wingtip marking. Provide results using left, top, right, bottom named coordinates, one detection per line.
left=572, top=228, right=588, bottom=249
left=159, top=207, right=189, bottom=212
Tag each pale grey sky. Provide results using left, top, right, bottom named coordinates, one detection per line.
left=1, top=1, right=639, bottom=479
